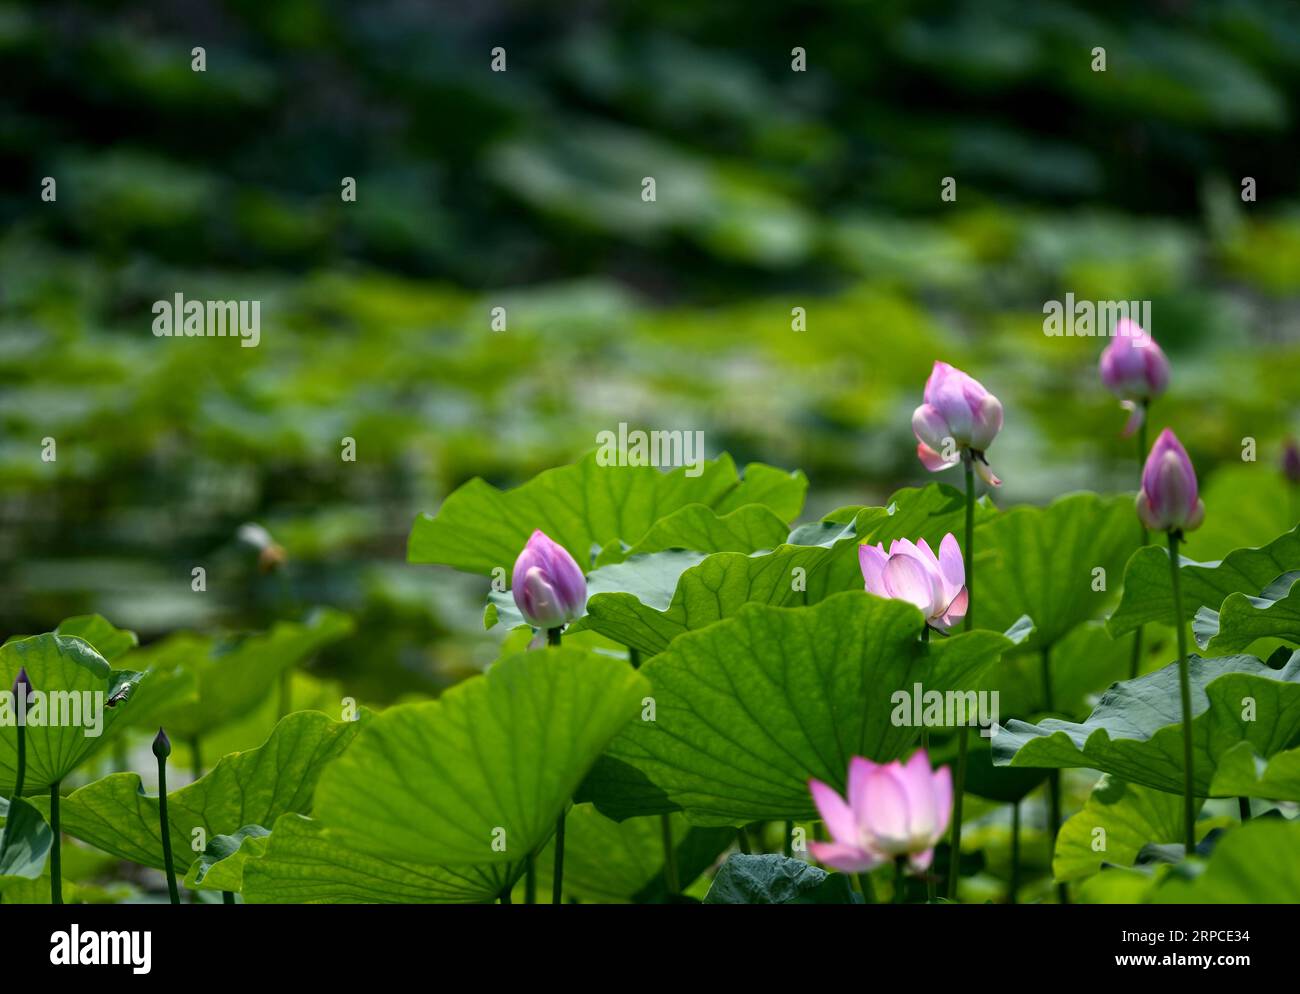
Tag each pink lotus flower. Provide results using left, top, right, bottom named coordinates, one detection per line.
left=912, top=361, right=1003, bottom=486
left=808, top=752, right=953, bottom=874
left=511, top=530, right=588, bottom=631
left=1137, top=429, right=1205, bottom=534
left=1099, top=318, right=1170, bottom=437
left=859, top=534, right=967, bottom=632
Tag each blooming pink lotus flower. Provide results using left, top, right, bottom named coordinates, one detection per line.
left=808, top=752, right=953, bottom=874
left=511, top=530, right=588, bottom=631
left=911, top=361, right=1003, bottom=486
left=1099, top=318, right=1170, bottom=437
left=859, top=534, right=967, bottom=632
left=1137, top=429, right=1205, bottom=534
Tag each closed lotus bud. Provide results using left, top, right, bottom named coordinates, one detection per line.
left=12, top=666, right=32, bottom=701
left=1283, top=438, right=1300, bottom=485
left=152, top=727, right=172, bottom=760
left=912, top=361, right=1003, bottom=486
left=1137, top=429, right=1205, bottom=534
left=1099, top=319, right=1170, bottom=437
left=511, top=530, right=587, bottom=631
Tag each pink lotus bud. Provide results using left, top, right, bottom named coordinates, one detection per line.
left=1137, top=429, right=1205, bottom=534
left=808, top=751, right=952, bottom=874
left=912, top=361, right=1003, bottom=486
left=1283, top=438, right=1300, bottom=485
left=859, top=534, right=967, bottom=633
left=511, top=530, right=587, bottom=631
left=1099, top=319, right=1170, bottom=437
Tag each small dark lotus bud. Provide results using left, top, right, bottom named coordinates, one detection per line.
left=153, top=727, right=172, bottom=759
left=1283, top=438, right=1300, bottom=485
left=12, top=666, right=32, bottom=699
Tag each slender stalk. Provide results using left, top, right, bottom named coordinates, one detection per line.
left=736, top=826, right=753, bottom=854
left=856, top=872, right=876, bottom=903
left=499, top=884, right=512, bottom=904
left=783, top=819, right=793, bottom=858
left=661, top=813, right=681, bottom=895
left=946, top=455, right=976, bottom=901
left=13, top=716, right=25, bottom=799
left=1237, top=797, right=1250, bottom=822
left=156, top=742, right=180, bottom=905
left=1009, top=801, right=1020, bottom=905
left=524, top=854, right=536, bottom=904
left=190, top=737, right=202, bottom=782
left=920, top=624, right=931, bottom=756
left=628, top=647, right=642, bottom=669
left=1168, top=532, right=1196, bottom=853
left=893, top=857, right=906, bottom=904
left=552, top=809, right=566, bottom=904
left=223, top=891, right=236, bottom=905
left=547, top=627, right=562, bottom=647
left=1130, top=412, right=1150, bottom=678
left=49, top=782, right=62, bottom=905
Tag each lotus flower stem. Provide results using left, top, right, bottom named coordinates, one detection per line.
left=12, top=669, right=30, bottom=798
left=1009, top=801, right=1020, bottom=904
left=782, top=819, right=793, bottom=858
left=154, top=728, right=180, bottom=905
left=1237, top=797, right=1251, bottom=822
left=13, top=717, right=25, bottom=801
left=524, top=855, right=536, bottom=904
left=629, top=647, right=641, bottom=669
left=547, top=627, right=562, bottom=647
left=660, top=814, right=682, bottom=895
left=190, top=736, right=203, bottom=782
left=49, top=782, right=62, bottom=904
left=945, top=456, right=976, bottom=900
left=856, top=873, right=876, bottom=903
left=1167, top=532, right=1196, bottom=852
left=552, top=809, right=566, bottom=904
left=736, top=826, right=752, bottom=854
left=499, top=883, right=512, bottom=904
left=1130, top=413, right=1149, bottom=679
left=223, top=891, right=235, bottom=905
left=893, top=857, right=906, bottom=904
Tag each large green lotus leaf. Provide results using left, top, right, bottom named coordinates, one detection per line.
left=575, top=484, right=996, bottom=657
left=1181, top=464, right=1295, bottom=563
left=0, top=798, right=53, bottom=889
left=0, top=634, right=146, bottom=795
left=1208, top=740, right=1300, bottom=800
left=126, top=609, right=354, bottom=739
left=533, top=804, right=732, bottom=903
left=242, top=814, right=518, bottom=904
left=580, top=591, right=1027, bottom=825
left=53, top=616, right=138, bottom=662
left=407, top=450, right=807, bottom=574
left=1149, top=817, right=1300, bottom=903
left=1195, top=571, right=1300, bottom=654
left=992, top=652, right=1300, bottom=795
left=183, top=825, right=271, bottom=891
left=703, top=853, right=855, bottom=904
left=313, top=647, right=650, bottom=865
left=39, top=710, right=360, bottom=873
left=1053, top=777, right=1221, bottom=882
left=974, top=493, right=1138, bottom=648
left=989, top=622, right=1134, bottom=723
left=1108, top=526, right=1300, bottom=637
left=593, top=503, right=792, bottom=567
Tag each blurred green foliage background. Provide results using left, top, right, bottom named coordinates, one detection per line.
left=3, top=0, right=1299, bottom=700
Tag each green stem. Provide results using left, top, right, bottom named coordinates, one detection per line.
left=1168, top=531, right=1196, bottom=853
left=893, top=857, right=906, bottom=904
left=547, top=627, right=562, bottom=647
left=157, top=755, right=179, bottom=905
left=1237, top=796, right=1250, bottom=822
left=945, top=455, right=975, bottom=901
left=13, top=721, right=25, bottom=799
left=524, top=854, right=536, bottom=904
left=783, top=819, right=793, bottom=858
left=661, top=813, right=681, bottom=896
left=190, top=737, right=202, bottom=782
left=1009, top=801, right=1020, bottom=905
left=223, top=891, right=235, bottom=905
left=736, top=826, right=752, bottom=854
left=1130, top=412, right=1150, bottom=678
left=49, top=782, right=62, bottom=905
left=499, top=884, right=512, bottom=904
left=628, top=646, right=641, bottom=669
left=856, top=872, right=876, bottom=903
left=552, top=810, right=565, bottom=904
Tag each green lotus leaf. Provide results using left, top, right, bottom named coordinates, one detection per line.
left=53, top=616, right=138, bottom=663
left=579, top=590, right=1028, bottom=824
left=1108, top=526, right=1300, bottom=637
left=408, top=450, right=807, bottom=574
left=1194, top=571, right=1300, bottom=654
left=1208, top=740, right=1300, bottom=800
left=183, top=824, right=271, bottom=891
left=593, top=502, right=793, bottom=567
left=0, top=634, right=146, bottom=795
left=1149, top=817, right=1300, bottom=903
left=242, top=814, right=517, bottom=904
left=992, top=651, right=1300, bottom=795
left=0, top=798, right=53, bottom=889
left=313, top=647, right=650, bottom=865
left=38, top=709, right=360, bottom=874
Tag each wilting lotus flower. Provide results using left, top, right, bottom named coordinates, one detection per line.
left=859, top=534, right=967, bottom=632
left=511, top=530, right=588, bottom=631
left=808, top=752, right=953, bottom=874
left=1283, top=438, right=1300, bottom=485
left=1099, top=318, right=1170, bottom=437
left=1137, top=429, right=1205, bottom=534
left=912, top=361, right=1003, bottom=486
